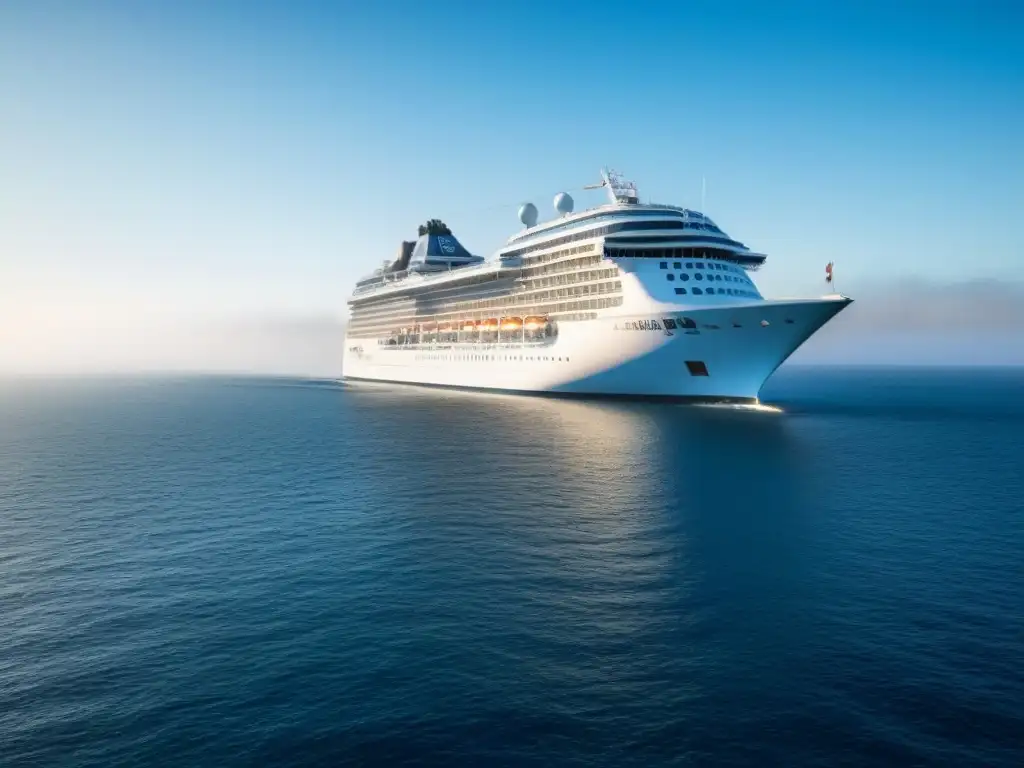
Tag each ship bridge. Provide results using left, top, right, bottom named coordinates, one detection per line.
left=501, top=206, right=766, bottom=270
left=500, top=169, right=766, bottom=271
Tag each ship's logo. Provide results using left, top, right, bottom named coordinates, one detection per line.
left=437, top=236, right=457, bottom=254
left=613, top=319, right=673, bottom=336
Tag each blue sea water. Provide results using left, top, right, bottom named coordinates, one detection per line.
left=1, top=367, right=1022, bottom=767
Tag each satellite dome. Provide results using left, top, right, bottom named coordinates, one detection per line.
left=518, top=202, right=538, bottom=228
left=554, top=192, right=574, bottom=215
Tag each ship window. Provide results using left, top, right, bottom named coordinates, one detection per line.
left=681, top=273, right=690, bottom=281
left=659, top=261, right=667, bottom=269
left=716, top=274, right=722, bottom=281
left=673, top=261, right=681, bottom=269
left=693, top=287, right=703, bottom=295
left=685, top=262, right=693, bottom=269
left=706, top=287, right=714, bottom=294
left=694, top=273, right=703, bottom=281
left=685, top=360, right=709, bottom=376
left=696, top=263, right=704, bottom=269
left=666, top=273, right=675, bottom=281
left=785, top=318, right=795, bottom=324
left=679, top=317, right=697, bottom=329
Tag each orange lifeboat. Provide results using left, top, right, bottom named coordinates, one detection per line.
left=500, top=316, right=523, bottom=331
left=460, top=320, right=477, bottom=332
left=420, top=321, right=436, bottom=331
left=524, top=315, right=547, bottom=330
left=481, top=318, right=499, bottom=331
left=437, top=322, right=452, bottom=332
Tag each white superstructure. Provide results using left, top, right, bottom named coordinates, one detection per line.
left=342, top=169, right=851, bottom=403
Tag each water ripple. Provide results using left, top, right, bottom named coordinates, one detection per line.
left=1, top=371, right=1022, bottom=766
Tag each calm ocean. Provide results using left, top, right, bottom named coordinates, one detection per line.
left=1, top=367, right=1022, bottom=767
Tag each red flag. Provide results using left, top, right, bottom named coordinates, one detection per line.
left=825, top=262, right=834, bottom=283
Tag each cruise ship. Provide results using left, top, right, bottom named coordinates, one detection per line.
left=342, top=169, right=851, bottom=403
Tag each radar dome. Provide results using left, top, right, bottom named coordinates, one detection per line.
left=518, top=202, right=538, bottom=228
left=554, top=192, right=574, bottom=215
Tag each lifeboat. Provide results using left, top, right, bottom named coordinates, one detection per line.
left=500, top=316, right=523, bottom=331
left=437, top=322, right=452, bottom=332
left=460, top=320, right=477, bottom=332
left=420, top=321, right=436, bottom=332
left=481, top=318, right=499, bottom=331
left=524, top=315, right=547, bottom=330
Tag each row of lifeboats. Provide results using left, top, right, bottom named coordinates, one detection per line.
left=411, top=316, right=550, bottom=333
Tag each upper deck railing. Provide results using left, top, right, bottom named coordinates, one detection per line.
left=351, top=260, right=502, bottom=299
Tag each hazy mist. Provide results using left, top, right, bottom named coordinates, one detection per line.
left=789, top=279, right=1024, bottom=366
left=2, top=280, right=1022, bottom=377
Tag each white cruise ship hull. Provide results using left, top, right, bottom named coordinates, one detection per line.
left=342, top=295, right=851, bottom=402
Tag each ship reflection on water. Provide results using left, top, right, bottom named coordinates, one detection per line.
left=337, top=379, right=823, bottom=739
left=340, top=381, right=816, bottom=688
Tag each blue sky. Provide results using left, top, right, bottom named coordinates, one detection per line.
left=2, top=0, right=1022, bottom=371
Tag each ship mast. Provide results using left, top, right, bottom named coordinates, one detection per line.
left=583, top=167, right=639, bottom=205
